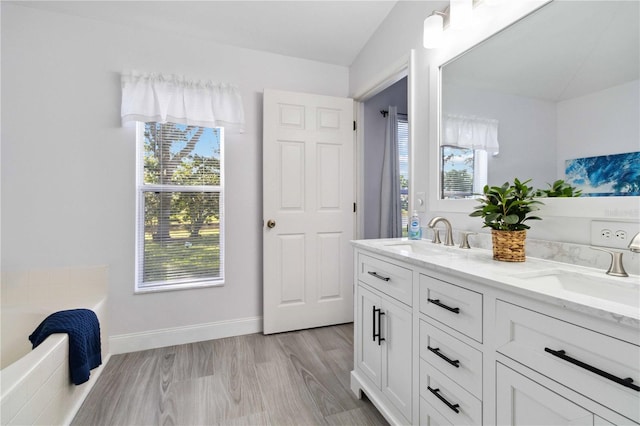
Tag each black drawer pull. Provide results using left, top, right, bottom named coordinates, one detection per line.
left=544, top=347, right=640, bottom=392
left=367, top=271, right=390, bottom=282
left=427, top=346, right=460, bottom=368
left=427, top=298, right=460, bottom=314
left=427, top=386, right=460, bottom=413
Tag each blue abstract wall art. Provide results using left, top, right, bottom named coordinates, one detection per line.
left=565, top=151, right=640, bottom=197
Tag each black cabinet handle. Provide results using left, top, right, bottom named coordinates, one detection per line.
left=368, top=271, right=390, bottom=282
left=427, top=298, right=460, bottom=314
left=374, top=307, right=385, bottom=346
left=427, top=386, right=460, bottom=413
left=544, top=347, right=640, bottom=392
left=372, top=305, right=376, bottom=342
left=427, top=346, right=460, bottom=368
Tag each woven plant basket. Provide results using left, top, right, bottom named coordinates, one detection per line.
left=491, top=229, right=526, bottom=262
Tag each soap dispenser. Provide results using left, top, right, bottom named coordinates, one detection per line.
left=409, top=211, right=421, bottom=240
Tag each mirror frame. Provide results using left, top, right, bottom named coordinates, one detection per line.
left=427, top=0, right=640, bottom=220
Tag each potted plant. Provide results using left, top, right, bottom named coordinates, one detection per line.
left=469, top=178, right=543, bottom=262
left=535, top=179, right=582, bottom=197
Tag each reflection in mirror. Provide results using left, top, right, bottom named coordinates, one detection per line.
left=439, top=0, right=639, bottom=199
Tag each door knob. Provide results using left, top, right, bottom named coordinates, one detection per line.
left=266, top=219, right=276, bottom=229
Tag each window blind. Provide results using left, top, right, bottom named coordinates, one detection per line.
left=398, top=118, right=410, bottom=231
left=136, top=122, right=224, bottom=291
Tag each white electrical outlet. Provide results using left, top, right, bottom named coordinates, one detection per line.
left=590, top=220, right=640, bottom=249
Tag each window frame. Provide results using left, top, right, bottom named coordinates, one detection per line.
left=134, top=122, right=225, bottom=293
left=440, top=145, right=488, bottom=199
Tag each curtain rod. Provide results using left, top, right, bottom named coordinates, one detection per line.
left=380, top=110, right=407, bottom=117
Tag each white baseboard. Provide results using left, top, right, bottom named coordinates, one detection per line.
left=109, top=316, right=263, bottom=354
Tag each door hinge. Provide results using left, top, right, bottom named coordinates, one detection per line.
left=353, top=202, right=357, bottom=213
left=353, top=121, right=357, bottom=131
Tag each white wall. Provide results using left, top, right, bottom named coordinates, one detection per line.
left=443, top=83, right=557, bottom=189
left=1, top=4, right=348, bottom=342
left=363, top=78, right=408, bottom=239
left=557, top=79, right=640, bottom=178
left=349, top=1, right=447, bottom=98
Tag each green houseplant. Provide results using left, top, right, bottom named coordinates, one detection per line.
left=469, top=178, right=543, bottom=261
left=535, top=179, right=582, bottom=198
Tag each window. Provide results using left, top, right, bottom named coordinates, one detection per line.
left=441, top=146, right=487, bottom=199
left=398, top=117, right=409, bottom=236
left=136, top=122, right=224, bottom=292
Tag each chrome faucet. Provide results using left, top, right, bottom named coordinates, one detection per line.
left=590, top=247, right=628, bottom=277
left=590, top=232, right=640, bottom=277
left=428, top=216, right=454, bottom=246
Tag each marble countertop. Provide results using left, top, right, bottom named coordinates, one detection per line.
left=352, top=238, right=640, bottom=328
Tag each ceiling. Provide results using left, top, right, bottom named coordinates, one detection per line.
left=13, top=0, right=399, bottom=66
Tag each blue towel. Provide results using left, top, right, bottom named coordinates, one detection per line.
left=29, top=309, right=102, bottom=385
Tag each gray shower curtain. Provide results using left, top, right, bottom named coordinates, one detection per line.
left=379, top=106, right=402, bottom=238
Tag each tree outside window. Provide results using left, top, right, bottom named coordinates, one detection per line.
left=137, top=122, right=224, bottom=290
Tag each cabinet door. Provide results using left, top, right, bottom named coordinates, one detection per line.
left=382, top=295, right=413, bottom=421
left=356, top=285, right=382, bottom=387
left=497, top=363, right=593, bottom=426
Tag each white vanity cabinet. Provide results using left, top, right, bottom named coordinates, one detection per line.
left=496, top=363, right=596, bottom=425
left=351, top=242, right=640, bottom=426
left=353, top=252, right=414, bottom=424
left=495, top=300, right=640, bottom=425
left=418, top=273, right=483, bottom=425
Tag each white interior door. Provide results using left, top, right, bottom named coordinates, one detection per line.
left=263, top=89, right=354, bottom=334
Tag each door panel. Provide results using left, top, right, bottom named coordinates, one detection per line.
left=357, top=285, right=382, bottom=387
left=263, top=89, right=354, bottom=334
left=382, top=297, right=413, bottom=421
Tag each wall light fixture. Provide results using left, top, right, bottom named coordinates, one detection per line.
left=450, top=0, right=473, bottom=29
left=423, top=11, right=446, bottom=49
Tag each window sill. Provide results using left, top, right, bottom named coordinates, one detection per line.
left=135, top=279, right=224, bottom=294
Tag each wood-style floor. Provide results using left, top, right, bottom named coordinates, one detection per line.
left=72, top=323, right=388, bottom=426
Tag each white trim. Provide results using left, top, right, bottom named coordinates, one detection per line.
left=109, top=316, right=262, bottom=354
left=352, top=53, right=412, bottom=239
left=354, top=101, right=365, bottom=239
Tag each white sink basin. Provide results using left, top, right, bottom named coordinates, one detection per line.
left=511, top=269, right=640, bottom=308
left=382, top=240, right=456, bottom=257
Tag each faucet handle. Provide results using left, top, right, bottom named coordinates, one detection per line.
left=590, top=247, right=628, bottom=277
left=431, top=228, right=441, bottom=244
left=629, top=232, right=640, bottom=253
left=459, top=232, right=477, bottom=249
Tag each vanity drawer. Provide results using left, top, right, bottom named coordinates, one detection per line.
left=358, top=253, right=412, bottom=306
left=420, top=359, right=482, bottom=426
left=419, top=274, right=482, bottom=342
left=496, top=300, right=640, bottom=423
left=420, top=397, right=456, bottom=426
left=420, top=320, right=482, bottom=399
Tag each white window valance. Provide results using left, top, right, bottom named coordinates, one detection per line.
left=443, top=114, right=499, bottom=154
left=121, top=71, right=245, bottom=132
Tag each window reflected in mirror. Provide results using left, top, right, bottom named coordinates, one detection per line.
left=441, top=146, right=487, bottom=199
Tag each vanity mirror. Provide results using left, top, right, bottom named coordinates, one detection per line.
left=430, top=0, right=639, bottom=216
